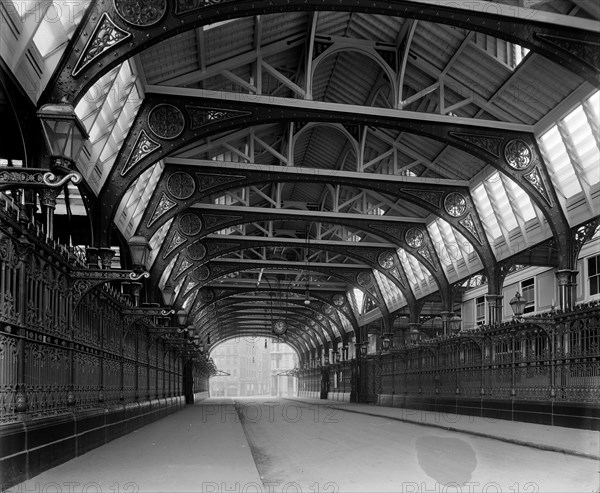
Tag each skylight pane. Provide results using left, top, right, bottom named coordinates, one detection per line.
left=74, top=60, right=143, bottom=193
left=374, top=270, right=405, bottom=310
left=587, top=92, right=599, bottom=123
left=503, top=178, right=536, bottom=221
left=148, top=218, right=174, bottom=268
left=351, top=288, right=364, bottom=315
left=32, top=1, right=91, bottom=58
left=563, top=104, right=600, bottom=187
left=539, top=124, right=582, bottom=198
left=33, top=5, right=66, bottom=57
left=486, top=172, right=518, bottom=231
left=427, top=221, right=452, bottom=270
left=472, top=184, right=502, bottom=241
left=116, top=161, right=165, bottom=237
left=397, top=249, right=417, bottom=286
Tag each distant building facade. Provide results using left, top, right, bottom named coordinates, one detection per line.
left=210, top=339, right=298, bottom=397
left=270, top=341, right=298, bottom=397
left=210, top=338, right=272, bottom=397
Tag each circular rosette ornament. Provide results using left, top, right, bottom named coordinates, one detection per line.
left=333, top=294, right=345, bottom=306
left=504, top=139, right=532, bottom=170
left=405, top=228, right=425, bottom=248
left=356, top=272, right=373, bottom=287
left=444, top=192, right=467, bottom=218
left=187, top=241, right=207, bottom=261
left=378, top=251, right=395, bottom=270
left=148, top=104, right=185, bottom=140
left=114, top=0, right=167, bottom=27
left=167, top=172, right=195, bottom=199
left=179, top=213, right=202, bottom=236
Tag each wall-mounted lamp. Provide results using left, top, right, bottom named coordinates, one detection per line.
left=38, top=102, right=88, bottom=173
left=360, top=342, right=368, bottom=357
left=176, top=309, right=188, bottom=327
left=161, top=282, right=175, bottom=306
left=509, top=292, right=527, bottom=322
left=0, top=103, right=86, bottom=191
left=448, top=313, right=462, bottom=333
left=381, top=333, right=394, bottom=351
left=128, top=235, right=151, bottom=271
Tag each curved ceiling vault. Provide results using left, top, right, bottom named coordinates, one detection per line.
left=12, top=0, right=598, bottom=355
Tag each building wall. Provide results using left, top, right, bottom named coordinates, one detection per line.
left=461, top=236, right=600, bottom=328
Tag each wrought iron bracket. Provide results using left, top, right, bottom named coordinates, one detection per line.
left=122, top=306, right=176, bottom=326
left=0, top=168, right=82, bottom=191
left=70, top=269, right=150, bottom=305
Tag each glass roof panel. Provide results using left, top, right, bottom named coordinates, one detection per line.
left=158, top=255, right=177, bottom=291
left=472, top=183, right=502, bottom=243
left=397, top=249, right=418, bottom=285
left=30, top=2, right=90, bottom=58
left=182, top=289, right=197, bottom=311
left=501, top=175, right=537, bottom=222
left=75, top=61, right=143, bottom=194
left=428, top=221, right=452, bottom=270
left=562, top=104, right=600, bottom=187
left=396, top=248, right=435, bottom=298
left=173, top=273, right=186, bottom=300
left=374, top=270, right=406, bottom=311
left=586, top=91, right=599, bottom=123
left=351, top=287, right=364, bottom=315
left=148, top=218, right=174, bottom=269
left=115, top=161, right=165, bottom=239
left=485, top=172, right=518, bottom=232
left=339, top=313, right=352, bottom=334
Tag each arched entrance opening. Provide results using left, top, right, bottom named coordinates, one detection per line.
left=209, top=337, right=299, bottom=397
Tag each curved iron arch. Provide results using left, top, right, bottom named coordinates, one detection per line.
left=151, top=207, right=450, bottom=309
left=187, top=286, right=360, bottom=337
left=194, top=303, right=336, bottom=345
left=200, top=315, right=322, bottom=351
left=96, top=91, right=564, bottom=282
left=45, top=0, right=600, bottom=104
left=162, top=234, right=415, bottom=309
left=200, top=318, right=317, bottom=350
left=308, top=45, right=398, bottom=106
left=173, top=259, right=389, bottom=319
left=193, top=291, right=351, bottom=343
left=207, top=328, right=308, bottom=361
left=292, top=122, right=361, bottom=167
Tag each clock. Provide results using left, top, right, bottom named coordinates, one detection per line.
left=272, top=320, right=287, bottom=335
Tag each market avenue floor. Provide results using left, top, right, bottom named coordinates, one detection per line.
left=7, top=398, right=599, bottom=493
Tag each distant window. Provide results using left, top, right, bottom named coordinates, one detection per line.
left=589, top=255, right=600, bottom=296
left=521, top=278, right=535, bottom=313
left=475, top=296, right=486, bottom=325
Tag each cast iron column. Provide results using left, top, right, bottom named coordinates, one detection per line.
left=555, top=270, right=578, bottom=311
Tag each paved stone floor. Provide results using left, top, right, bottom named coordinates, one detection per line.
left=8, top=398, right=600, bottom=493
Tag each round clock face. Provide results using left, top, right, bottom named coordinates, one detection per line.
left=272, top=320, right=287, bottom=335
left=333, top=294, right=345, bottom=306
left=405, top=228, right=424, bottom=248
left=378, top=251, right=394, bottom=269
left=444, top=192, right=467, bottom=218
